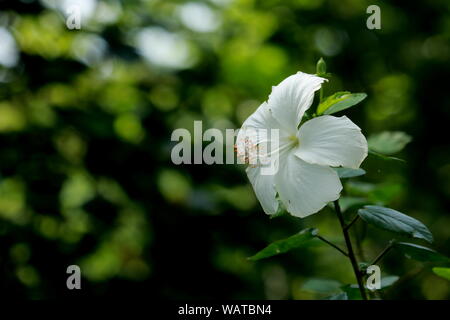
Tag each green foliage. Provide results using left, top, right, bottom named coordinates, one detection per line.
left=394, top=242, right=449, bottom=263
left=248, top=228, right=318, bottom=261
left=345, top=181, right=403, bottom=206
left=316, top=57, right=327, bottom=76
left=325, top=292, right=348, bottom=300
left=334, top=167, right=366, bottom=179
left=302, top=278, right=342, bottom=293
left=368, top=131, right=412, bottom=155
left=368, top=150, right=406, bottom=163
left=358, top=205, right=433, bottom=243
left=381, top=275, right=399, bottom=288
left=432, top=268, right=450, bottom=281
left=367, top=131, right=410, bottom=164
left=341, top=285, right=362, bottom=300
left=317, top=92, right=367, bottom=115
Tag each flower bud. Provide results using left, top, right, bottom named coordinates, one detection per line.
left=316, top=57, right=326, bottom=75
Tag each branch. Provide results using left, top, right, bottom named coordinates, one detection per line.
left=344, top=214, right=360, bottom=231
left=334, top=200, right=368, bottom=300
left=316, top=235, right=349, bottom=257
left=370, top=242, right=394, bottom=266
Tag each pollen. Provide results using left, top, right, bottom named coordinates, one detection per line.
left=235, top=136, right=261, bottom=166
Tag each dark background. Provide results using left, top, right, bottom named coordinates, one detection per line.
left=0, top=0, right=449, bottom=299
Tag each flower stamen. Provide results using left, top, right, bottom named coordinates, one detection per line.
left=288, top=135, right=300, bottom=147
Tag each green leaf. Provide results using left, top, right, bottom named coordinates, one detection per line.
left=432, top=267, right=450, bottom=281
left=368, top=150, right=405, bottom=162
left=341, top=284, right=362, bottom=300
left=381, top=275, right=399, bottom=288
left=368, top=131, right=412, bottom=155
left=394, top=242, right=450, bottom=262
left=351, top=274, right=398, bottom=290
left=317, top=91, right=367, bottom=115
left=248, top=228, right=318, bottom=261
left=324, top=292, right=348, bottom=300
left=334, top=167, right=366, bottom=179
left=358, top=205, right=433, bottom=243
left=302, top=278, right=342, bottom=293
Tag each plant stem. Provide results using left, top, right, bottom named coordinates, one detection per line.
left=344, top=214, right=360, bottom=231
left=354, top=223, right=368, bottom=263
left=334, top=200, right=368, bottom=300
left=370, top=242, right=394, bottom=266
left=316, top=235, right=349, bottom=257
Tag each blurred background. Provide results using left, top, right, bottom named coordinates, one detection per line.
left=0, top=0, right=449, bottom=299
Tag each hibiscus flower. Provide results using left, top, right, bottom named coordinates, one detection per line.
left=236, top=72, right=368, bottom=218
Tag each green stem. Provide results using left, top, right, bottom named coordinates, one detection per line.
left=370, top=242, right=394, bottom=266
left=316, top=235, right=349, bottom=257
left=344, top=214, right=360, bottom=231
left=334, top=200, right=368, bottom=300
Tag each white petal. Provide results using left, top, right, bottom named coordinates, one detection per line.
left=241, top=102, right=281, bottom=131
left=236, top=102, right=291, bottom=165
left=267, top=72, right=326, bottom=133
left=246, top=166, right=278, bottom=215
left=237, top=102, right=287, bottom=215
left=295, top=115, right=368, bottom=169
left=275, top=152, right=342, bottom=218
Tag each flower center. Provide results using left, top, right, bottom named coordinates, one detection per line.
left=235, top=137, right=259, bottom=166
left=288, top=135, right=300, bottom=147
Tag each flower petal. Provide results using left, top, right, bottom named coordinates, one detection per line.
left=237, top=102, right=286, bottom=215
left=241, top=102, right=281, bottom=130
left=268, top=72, right=326, bottom=133
left=275, top=152, right=342, bottom=218
left=236, top=102, right=291, bottom=165
left=295, top=115, right=368, bottom=169
left=246, top=166, right=278, bottom=215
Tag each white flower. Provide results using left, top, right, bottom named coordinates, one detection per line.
left=236, top=72, right=368, bottom=218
